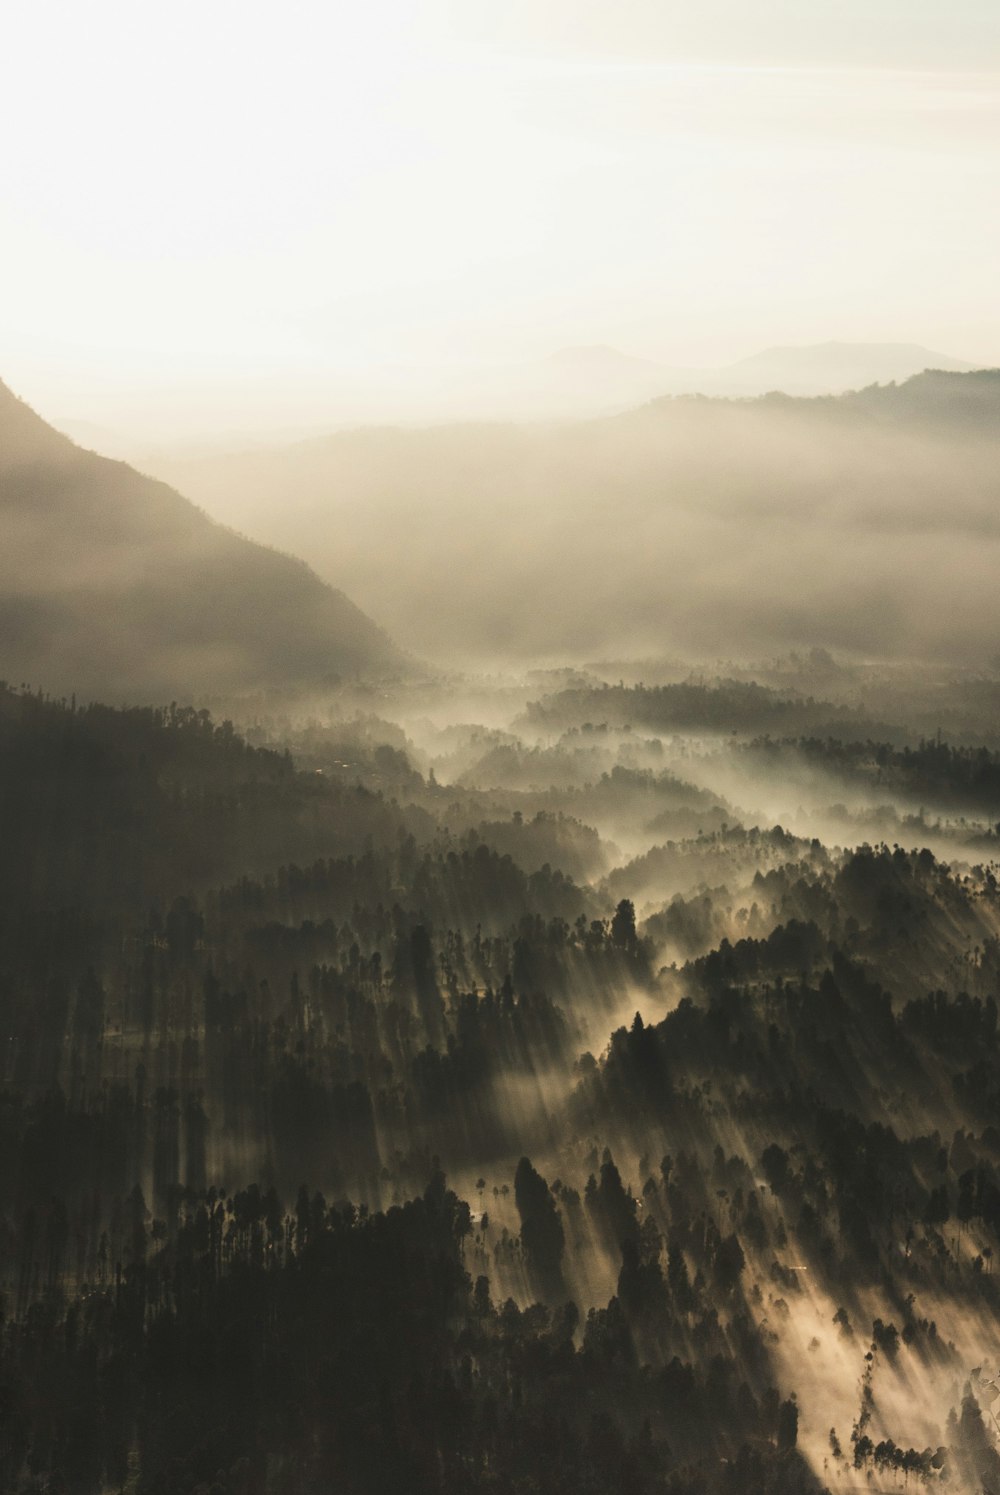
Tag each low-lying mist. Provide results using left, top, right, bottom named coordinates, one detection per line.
left=148, top=370, right=1000, bottom=671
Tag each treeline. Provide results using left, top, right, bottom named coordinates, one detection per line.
left=521, top=680, right=881, bottom=739
left=579, top=945, right=1000, bottom=1287
left=742, top=732, right=1000, bottom=818
left=637, top=840, right=1000, bottom=997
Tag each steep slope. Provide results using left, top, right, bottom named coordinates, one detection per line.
left=0, top=380, right=406, bottom=699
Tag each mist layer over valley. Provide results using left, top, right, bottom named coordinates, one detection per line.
left=146, top=368, right=1000, bottom=670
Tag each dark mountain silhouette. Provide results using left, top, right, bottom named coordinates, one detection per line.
left=0, top=379, right=406, bottom=699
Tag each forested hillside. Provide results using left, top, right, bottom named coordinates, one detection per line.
left=2, top=667, right=1000, bottom=1493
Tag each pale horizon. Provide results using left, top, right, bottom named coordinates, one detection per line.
left=3, top=1, right=999, bottom=439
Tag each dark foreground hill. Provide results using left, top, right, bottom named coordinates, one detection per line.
left=0, top=379, right=406, bottom=700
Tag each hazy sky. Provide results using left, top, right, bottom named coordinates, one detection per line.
left=3, top=0, right=999, bottom=432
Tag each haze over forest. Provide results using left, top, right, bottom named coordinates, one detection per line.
left=148, top=366, right=1000, bottom=670
left=3, top=3, right=1000, bottom=1494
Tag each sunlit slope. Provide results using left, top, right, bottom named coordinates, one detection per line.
left=154, top=369, right=1000, bottom=668
left=0, top=379, right=407, bottom=699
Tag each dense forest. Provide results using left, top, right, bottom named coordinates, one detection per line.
left=3, top=654, right=1000, bottom=1495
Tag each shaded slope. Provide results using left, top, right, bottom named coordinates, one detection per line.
left=0, top=379, right=406, bottom=699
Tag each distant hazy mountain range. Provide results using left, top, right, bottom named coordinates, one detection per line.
left=717, top=340, right=973, bottom=394
left=147, top=369, right=1000, bottom=670
left=52, top=340, right=981, bottom=456
left=495, top=339, right=977, bottom=420
left=0, top=380, right=406, bottom=701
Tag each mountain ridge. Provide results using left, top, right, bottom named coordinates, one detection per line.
left=45, top=338, right=986, bottom=455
